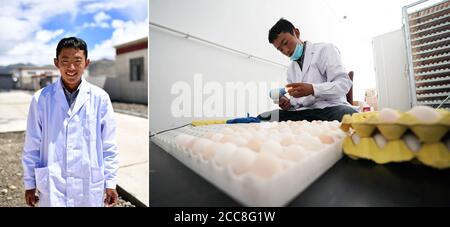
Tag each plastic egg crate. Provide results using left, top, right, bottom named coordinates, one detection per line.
left=340, top=106, right=450, bottom=169
left=151, top=120, right=346, bottom=206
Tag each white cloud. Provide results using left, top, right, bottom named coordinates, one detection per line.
left=0, top=0, right=78, bottom=65
left=36, top=29, right=65, bottom=43
left=0, top=0, right=148, bottom=65
left=94, top=11, right=111, bottom=23
left=89, top=17, right=148, bottom=60
left=82, top=11, right=111, bottom=28
left=83, top=0, right=148, bottom=21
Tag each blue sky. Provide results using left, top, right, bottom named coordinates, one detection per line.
left=0, top=0, right=148, bottom=66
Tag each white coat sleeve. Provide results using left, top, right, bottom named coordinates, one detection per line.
left=100, top=95, right=119, bottom=189
left=22, top=95, right=42, bottom=190
left=312, top=44, right=352, bottom=99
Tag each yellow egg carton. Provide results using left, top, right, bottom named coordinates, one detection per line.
left=340, top=107, right=450, bottom=169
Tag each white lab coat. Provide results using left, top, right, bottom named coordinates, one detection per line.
left=287, top=41, right=352, bottom=110
left=22, top=78, right=119, bottom=207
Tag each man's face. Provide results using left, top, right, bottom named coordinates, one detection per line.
left=272, top=29, right=300, bottom=57
left=54, top=48, right=90, bottom=88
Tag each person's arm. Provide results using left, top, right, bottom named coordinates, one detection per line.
left=311, top=44, right=352, bottom=99
left=100, top=95, right=119, bottom=206
left=22, top=95, right=42, bottom=206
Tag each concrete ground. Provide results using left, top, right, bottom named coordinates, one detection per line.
left=0, top=90, right=149, bottom=206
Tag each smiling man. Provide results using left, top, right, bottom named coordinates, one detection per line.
left=268, top=18, right=357, bottom=121
left=22, top=37, right=119, bottom=207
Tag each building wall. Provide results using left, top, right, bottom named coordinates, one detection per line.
left=115, top=48, right=148, bottom=104
left=13, top=68, right=60, bottom=90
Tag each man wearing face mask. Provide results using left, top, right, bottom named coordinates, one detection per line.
left=268, top=18, right=357, bottom=121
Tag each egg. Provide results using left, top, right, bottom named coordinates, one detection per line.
left=403, top=133, right=421, bottom=152
left=191, top=138, right=213, bottom=156
left=318, top=134, right=335, bottom=144
left=250, top=153, right=282, bottom=179
left=213, top=143, right=237, bottom=167
left=373, top=133, right=387, bottom=149
left=351, top=133, right=361, bottom=145
left=296, top=133, right=322, bottom=151
left=246, top=138, right=263, bottom=152
left=260, top=140, right=283, bottom=156
left=222, top=127, right=234, bottom=135
left=379, top=108, right=400, bottom=122
left=220, top=134, right=234, bottom=143
left=280, top=145, right=308, bottom=162
left=280, top=134, right=296, bottom=146
left=202, top=142, right=221, bottom=160
left=232, top=137, right=248, bottom=146
left=209, top=133, right=224, bottom=142
left=408, top=106, right=440, bottom=123
left=174, top=134, right=196, bottom=149
left=230, top=147, right=257, bottom=175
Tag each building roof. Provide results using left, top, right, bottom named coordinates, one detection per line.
left=115, top=37, right=148, bottom=55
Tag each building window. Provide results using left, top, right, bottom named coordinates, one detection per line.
left=130, top=57, right=144, bottom=81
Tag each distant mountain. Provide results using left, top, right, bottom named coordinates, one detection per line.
left=88, top=59, right=115, bottom=77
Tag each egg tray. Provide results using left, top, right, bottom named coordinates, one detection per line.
left=340, top=111, right=450, bottom=169
left=151, top=123, right=344, bottom=207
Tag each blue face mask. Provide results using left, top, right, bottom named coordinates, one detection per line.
left=290, top=42, right=304, bottom=61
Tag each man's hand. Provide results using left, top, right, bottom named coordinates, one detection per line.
left=104, top=188, right=118, bottom=207
left=286, top=83, right=314, bottom=98
left=279, top=96, right=291, bottom=110
left=25, top=189, right=38, bottom=207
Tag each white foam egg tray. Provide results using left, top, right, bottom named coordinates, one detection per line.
left=151, top=121, right=345, bottom=207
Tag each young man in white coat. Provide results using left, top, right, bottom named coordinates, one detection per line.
left=268, top=18, right=357, bottom=121
left=22, top=37, right=119, bottom=207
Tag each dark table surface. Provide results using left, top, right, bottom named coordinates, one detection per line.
left=150, top=141, right=450, bottom=207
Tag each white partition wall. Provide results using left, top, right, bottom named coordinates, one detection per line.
left=149, top=26, right=287, bottom=133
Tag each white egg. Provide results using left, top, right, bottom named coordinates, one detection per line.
left=213, top=143, right=237, bottom=167
left=408, top=106, right=441, bottom=123
left=279, top=126, right=293, bottom=134
left=230, top=147, right=257, bottom=175
left=351, top=133, right=361, bottom=145
left=373, top=133, right=387, bottom=149
left=222, top=127, right=234, bottom=135
left=280, top=134, right=296, bottom=146
left=379, top=108, right=400, bottom=122
left=210, top=133, right=224, bottom=142
left=280, top=145, right=308, bottom=162
left=296, top=133, right=322, bottom=151
left=191, top=138, right=213, bottom=156
left=240, top=132, right=253, bottom=140
left=260, top=140, right=283, bottom=156
left=403, top=133, right=421, bottom=152
left=232, top=137, right=248, bottom=146
left=318, top=134, right=335, bottom=144
left=246, top=138, right=263, bottom=152
left=174, top=134, right=196, bottom=149
left=202, top=142, right=221, bottom=160
left=269, top=133, right=282, bottom=143
left=250, top=153, right=282, bottom=179
left=220, top=134, right=234, bottom=143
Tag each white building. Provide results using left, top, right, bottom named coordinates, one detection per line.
left=114, top=37, right=148, bottom=104
left=12, top=66, right=60, bottom=90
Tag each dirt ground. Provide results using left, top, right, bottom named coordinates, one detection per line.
left=0, top=100, right=147, bottom=207
left=112, top=102, right=148, bottom=118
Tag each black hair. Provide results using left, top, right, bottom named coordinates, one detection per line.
left=56, top=37, right=88, bottom=59
left=268, top=18, right=295, bottom=43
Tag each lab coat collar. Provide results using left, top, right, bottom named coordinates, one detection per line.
left=54, top=77, right=90, bottom=118
left=302, top=41, right=314, bottom=74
